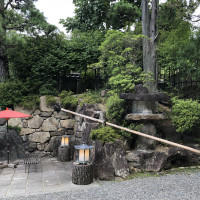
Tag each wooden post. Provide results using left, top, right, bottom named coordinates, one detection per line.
left=58, top=147, right=70, bottom=162
left=72, top=163, right=93, bottom=185
left=61, top=108, right=200, bottom=155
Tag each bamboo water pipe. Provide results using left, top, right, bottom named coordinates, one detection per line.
left=61, top=108, right=200, bottom=155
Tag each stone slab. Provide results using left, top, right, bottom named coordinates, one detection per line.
left=120, top=92, right=170, bottom=101
left=125, top=113, right=165, bottom=121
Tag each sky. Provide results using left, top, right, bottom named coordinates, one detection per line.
left=34, top=0, right=75, bottom=32
left=35, top=0, right=200, bottom=32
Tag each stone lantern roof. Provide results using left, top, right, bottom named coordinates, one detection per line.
left=120, top=85, right=170, bottom=121
left=120, top=85, right=170, bottom=102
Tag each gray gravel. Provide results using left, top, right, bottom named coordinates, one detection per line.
left=1, top=171, right=200, bottom=200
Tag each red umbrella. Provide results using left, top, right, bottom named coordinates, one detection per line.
left=0, top=108, right=32, bottom=163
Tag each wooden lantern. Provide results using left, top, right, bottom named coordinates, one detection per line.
left=75, top=143, right=93, bottom=164
left=61, top=135, right=71, bottom=147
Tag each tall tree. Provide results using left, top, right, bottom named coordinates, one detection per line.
left=60, top=0, right=141, bottom=32
left=0, top=0, right=56, bottom=82
left=142, top=0, right=159, bottom=93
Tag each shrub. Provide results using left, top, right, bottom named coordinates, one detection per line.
left=90, top=126, right=122, bottom=144
left=171, top=98, right=200, bottom=133
left=59, top=90, right=78, bottom=109
left=120, top=122, right=143, bottom=139
left=106, top=94, right=125, bottom=123
left=19, top=95, right=40, bottom=109
left=79, top=91, right=103, bottom=106
left=46, top=95, right=58, bottom=106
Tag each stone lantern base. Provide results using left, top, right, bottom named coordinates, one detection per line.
left=72, top=162, right=93, bottom=185
left=58, top=147, right=70, bottom=162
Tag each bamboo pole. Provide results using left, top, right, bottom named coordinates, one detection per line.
left=61, top=108, right=200, bottom=155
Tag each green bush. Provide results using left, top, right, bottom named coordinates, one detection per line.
left=19, top=95, right=40, bottom=109
left=0, top=80, right=28, bottom=107
left=106, top=94, right=125, bottom=123
left=120, top=122, right=143, bottom=139
left=59, top=90, right=78, bottom=109
left=46, top=95, right=58, bottom=106
left=171, top=98, right=200, bottom=133
left=79, top=91, right=103, bottom=106
left=90, top=126, right=122, bottom=144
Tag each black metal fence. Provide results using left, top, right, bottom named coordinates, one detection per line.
left=158, top=68, right=200, bottom=88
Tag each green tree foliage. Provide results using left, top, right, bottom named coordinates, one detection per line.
left=158, top=0, right=200, bottom=85
left=95, top=30, right=147, bottom=93
left=0, top=0, right=57, bottom=81
left=7, top=33, right=69, bottom=95
left=60, top=0, right=140, bottom=32
left=171, top=98, right=200, bottom=133
left=67, top=30, right=104, bottom=72
left=0, top=79, right=28, bottom=107
left=159, top=0, right=199, bottom=32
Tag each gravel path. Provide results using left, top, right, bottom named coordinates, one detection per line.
left=1, top=171, right=200, bottom=200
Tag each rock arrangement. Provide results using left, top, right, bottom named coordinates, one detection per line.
left=0, top=94, right=200, bottom=181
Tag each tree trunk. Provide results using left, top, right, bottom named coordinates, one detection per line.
left=142, top=0, right=159, bottom=93
left=0, top=0, right=8, bottom=82
left=58, top=147, right=70, bottom=162
left=72, top=163, right=93, bottom=185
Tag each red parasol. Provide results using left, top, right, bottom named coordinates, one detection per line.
left=0, top=108, right=32, bottom=119
left=0, top=108, right=32, bottom=163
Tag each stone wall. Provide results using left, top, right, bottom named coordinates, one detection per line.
left=0, top=97, right=108, bottom=161
left=0, top=96, right=76, bottom=159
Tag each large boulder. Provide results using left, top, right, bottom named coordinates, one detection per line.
left=40, top=96, right=54, bottom=112
left=113, top=148, right=130, bottom=178
left=93, top=141, right=130, bottom=180
left=29, top=132, right=50, bottom=143
left=28, top=115, right=43, bottom=129
left=44, top=136, right=61, bottom=156
left=0, top=130, right=25, bottom=161
left=60, top=119, right=75, bottom=129
left=164, top=147, right=189, bottom=169
left=9, top=118, right=23, bottom=127
left=126, top=147, right=196, bottom=172
left=14, top=106, right=35, bottom=115
left=20, top=128, right=35, bottom=135
left=41, top=117, right=59, bottom=132
left=93, top=141, right=115, bottom=181
left=53, top=111, right=70, bottom=120
left=82, top=122, right=99, bottom=143
left=136, top=123, right=157, bottom=150
left=126, top=150, right=167, bottom=172
left=24, top=141, right=37, bottom=152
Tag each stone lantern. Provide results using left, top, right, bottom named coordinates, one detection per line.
left=120, top=85, right=170, bottom=150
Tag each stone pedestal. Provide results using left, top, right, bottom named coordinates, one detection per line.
left=58, top=147, right=70, bottom=162
left=72, top=162, right=93, bottom=185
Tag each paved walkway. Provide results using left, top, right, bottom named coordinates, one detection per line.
left=0, top=157, right=98, bottom=198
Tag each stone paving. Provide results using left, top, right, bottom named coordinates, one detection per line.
left=0, top=156, right=99, bottom=198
